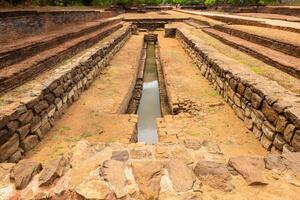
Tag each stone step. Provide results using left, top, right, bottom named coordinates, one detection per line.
left=203, top=27, right=300, bottom=79
left=0, top=17, right=122, bottom=69
left=0, top=22, right=124, bottom=95
left=212, top=24, right=300, bottom=58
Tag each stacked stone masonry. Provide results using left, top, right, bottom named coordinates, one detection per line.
left=175, top=27, right=300, bottom=153
left=0, top=24, right=132, bottom=163
left=0, top=10, right=117, bottom=45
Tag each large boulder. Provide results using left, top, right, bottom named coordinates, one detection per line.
left=282, top=152, right=300, bottom=178
left=166, top=159, right=196, bottom=192
left=39, top=156, right=68, bottom=187
left=228, top=156, right=267, bottom=185
left=100, top=160, right=126, bottom=198
left=12, top=159, right=42, bottom=189
left=132, top=161, right=163, bottom=200
left=194, top=160, right=234, bottom=192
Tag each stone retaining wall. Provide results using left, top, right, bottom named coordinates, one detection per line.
left=0, top=10, right=117, bottom=45
left=213, top=25, right=300, bottom=58
left=0, top=25, right=132, bottom=163
left=175, top=27, right=300, bottom=153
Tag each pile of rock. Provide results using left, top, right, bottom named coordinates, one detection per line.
left=1, top=140, right=300, bottom=200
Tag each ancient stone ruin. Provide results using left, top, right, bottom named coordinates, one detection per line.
left=0, top=6, right=300, bottom=200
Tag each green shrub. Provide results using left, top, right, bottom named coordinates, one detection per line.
left=204, top=0, right=216, bottom=6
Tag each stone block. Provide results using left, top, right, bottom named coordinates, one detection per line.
left=18, top=110, right=33, bottom=126
left=283, top=124, right=295, bottom=143
left=22, top=135, right=39, bottom=152
left=44, top=93, right=55, bottom=104
left=30, top=116, right=41, bottom=133
left=251, top=93, right=263, bottom=109
left=275, top=115, right=287, bottom=133
left=262, top=121, right=276, bottom=140
left=244, top=87, right=252, bottom=101
left=260, top=134, right=272, bottom=151
left=229, top=78, right=237, bottom=91
left=233, top=94, right=241, bottom=107
left=237, top=83, right=245, bottom=96
left=244, top=117, right=253, bottom=130
left=34, top=101, right=49, bottom=114
left=0, top=134, right=19, bottom=162
left=261, top=101, right=278, bottom=124
left=253, top=125, right=262, bottom=139
left=0, top=115, right=9, bottom=129
left=17, top=124, right=31, bottom=140
left=273, top=134, right=285, bottom=151
left=291, top=130, right=300, bottom=152
left=53, top=85, right=64, bottom=97
left=7, top=120, right=19, bottom=134
left=0, top=128, right=13, bottom=146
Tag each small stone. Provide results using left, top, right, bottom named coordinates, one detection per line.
left=12, top=159, right=42, bottom=189
left=111, top=150, right=129, bottom=162
left=39, top=156, right=68, bottom=187
left=202, top=140, right=222, bottom=154
left=130, top=147, right=152, bottom=159
left=75, top=179, right=112, bottom=200
left=184, top=139, right=202, bottom=150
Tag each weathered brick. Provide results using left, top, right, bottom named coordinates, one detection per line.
left=0, top=128, right=13, bottom=146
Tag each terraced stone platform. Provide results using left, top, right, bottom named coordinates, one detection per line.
left=0, top=8, right=300, bottom=200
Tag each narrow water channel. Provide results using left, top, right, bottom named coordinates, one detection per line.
left=137, top=44, right=161, bottom=144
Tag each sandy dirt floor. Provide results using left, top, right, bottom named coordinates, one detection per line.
left=156, top=31, right=300, bottom=200
left=157, top=32, right=267, bottom=157
left=26, top=35, right=144, bottom=164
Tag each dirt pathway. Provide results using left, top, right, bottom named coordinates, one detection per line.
left=26, top=35, right=144, bottom=163
left=157, top=32, right=266, bottom=157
